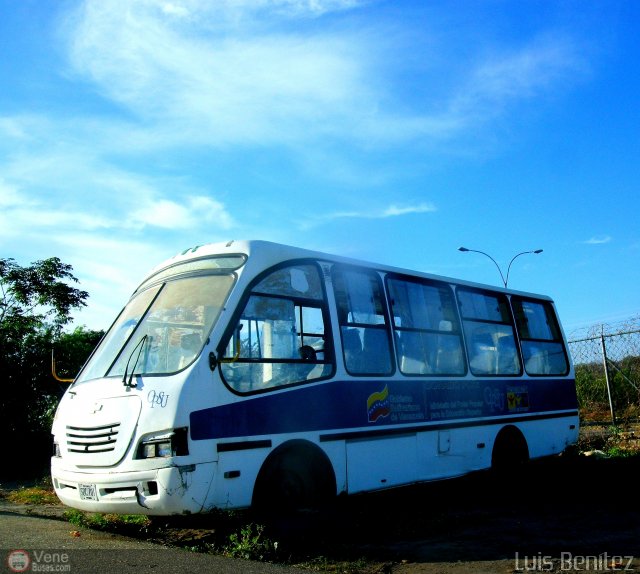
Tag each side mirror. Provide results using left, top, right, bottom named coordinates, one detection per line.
left=208, top=352, right=218, bottom=372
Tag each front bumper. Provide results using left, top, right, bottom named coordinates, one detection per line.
left=51, top=460, right=216, bottom=515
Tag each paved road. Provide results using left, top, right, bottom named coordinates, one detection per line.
left=0, top=506, right=306, bottom=574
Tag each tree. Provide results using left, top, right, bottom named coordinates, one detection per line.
left=0, top=257, right=94, bottom=478
left=53, top=326, right=104, bottom=380
left=0, top=257, right=88, bottom=331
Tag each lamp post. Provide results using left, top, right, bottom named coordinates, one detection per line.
left=458, top=247, right=543, bottom=288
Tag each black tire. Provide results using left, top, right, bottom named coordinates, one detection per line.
left=491, top=425, right=529, bottom=471
left=252, top=441, right=335, bottom=514
left=488, top=426, right=531, bottom=504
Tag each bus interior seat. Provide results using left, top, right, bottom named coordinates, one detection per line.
left=296, top=345, right=319, bottom=379
left=176, top=332, right=202, bottom=369
left=397, top=332, right=430, bottom=374
left=436, top=335, right=463, bottom=374
left=525, top=345, right=554, bottom=375
left=299, top=345, right=317, bottom=361
left=469, top=332, right=494, bottom=375
left=496, top=335, right=520, bottom=374
left=181, top=332, right=202, bottom=352
left=342, top=328, right=363, bottom=373
left=547, top=346, right=567, bottom=374
left=362, top=328, right=392, bottom=373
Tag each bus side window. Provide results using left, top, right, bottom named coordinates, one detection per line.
left=332, top=267, right=393, bottom=376
left=387, top=276, right=465, bottom=376
left=457, top=288, right=521, bottom=377
left=512, top=298, right=569, bottom=376
left=220, top=263, right=334, bottom=393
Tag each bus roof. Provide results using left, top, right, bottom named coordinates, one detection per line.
left=143, top=239, right=555, bottom=302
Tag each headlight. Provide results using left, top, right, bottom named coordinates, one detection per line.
left=136, top=427, right=189, bottom=459
left=142, top=441, right=170, bottom=458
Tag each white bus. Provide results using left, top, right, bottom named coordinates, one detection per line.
left=51, top=240, right=578, bottom=515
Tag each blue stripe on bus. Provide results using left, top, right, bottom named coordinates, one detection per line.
left=189, top=378, right=578, bottom=441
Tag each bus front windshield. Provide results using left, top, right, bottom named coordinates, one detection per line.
left=76, top=273, right=236, bottom=384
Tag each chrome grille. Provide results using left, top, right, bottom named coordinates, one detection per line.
left=66, top=423, right=121, bottom=454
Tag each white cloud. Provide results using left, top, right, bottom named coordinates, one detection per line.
left=380, top=204, right=437, bottom=217
left=300, top=202, right=436, bottom=229
left=0, top=116, right=34, bottom=141
left=0, top=179, right=23, bottom=208
left=0, top=140, right=236, bottom=263
left=53, top=233, right=175, bottom=329
left=449, top=35, right=587, bottom=129
left=62, top=0, right=371, bottom=146
left=132, top=200, right=191, bottom=229
left=582, top=235, right=612, bottom=245
left=130, top=195, right=235, bottom=230
left=154, top=0, right=367, bottom=23
left=59, top=1, right=587, bottom=150
left=0, top=206, right=112, bottom=237
left=160, top=2, right=190, bottom=18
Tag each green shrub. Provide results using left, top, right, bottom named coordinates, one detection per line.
left=224, top=523, right=278, bottom=561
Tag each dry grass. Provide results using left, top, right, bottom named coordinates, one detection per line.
left=5, top=485, right=59, bottom=505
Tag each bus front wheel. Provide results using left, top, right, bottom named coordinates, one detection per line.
left=252, top=441, right=336, bottom=513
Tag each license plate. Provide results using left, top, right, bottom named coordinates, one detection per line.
left=78, top=483, right=98, bottom=501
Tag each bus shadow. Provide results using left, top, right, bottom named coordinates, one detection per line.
left=255, top=454, right=640, bottom=564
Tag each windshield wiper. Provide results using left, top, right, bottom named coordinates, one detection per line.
left=122, top=334, right=149, bottom=388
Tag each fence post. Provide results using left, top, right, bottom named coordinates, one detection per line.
left=600, top=329, right=616, bottom=425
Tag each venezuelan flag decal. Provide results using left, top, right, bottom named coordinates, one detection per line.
left=367, top=385, right=391, bottom=423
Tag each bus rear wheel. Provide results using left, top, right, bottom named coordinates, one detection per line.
left=491, top=425, right=529, bottom=484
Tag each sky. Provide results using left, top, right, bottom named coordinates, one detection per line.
left=1, top=0, right=639, bottom=339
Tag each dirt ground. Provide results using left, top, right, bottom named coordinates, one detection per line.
left=3, top=431, right=640, bottom=574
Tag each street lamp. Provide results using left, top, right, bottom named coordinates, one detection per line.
left=458, top=247, right=543, bottom=288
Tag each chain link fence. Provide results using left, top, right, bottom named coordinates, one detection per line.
left=567, top=316, right=640, bottom=424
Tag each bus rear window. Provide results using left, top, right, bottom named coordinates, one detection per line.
left=457, top=289, right=521, bottom=376
left=512, top=298, right=569, bottom=376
